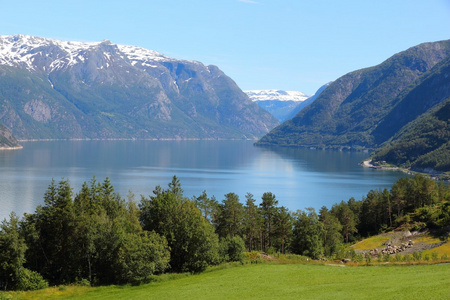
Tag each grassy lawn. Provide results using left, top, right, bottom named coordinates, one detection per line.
left=3, top=263, right=449, bottom=300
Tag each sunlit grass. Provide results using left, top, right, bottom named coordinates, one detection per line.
left=3, top=263, right=449, bottom=300
left=0, top=285, right=92, bottom=299
left=350, top=234, right=391, bottom=250
left=414, top=235, right=442, bottom=244
left=421, top=240, right=450, bottom=257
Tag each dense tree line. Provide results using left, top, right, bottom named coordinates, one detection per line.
left=1, top=174, right=449, bottom=291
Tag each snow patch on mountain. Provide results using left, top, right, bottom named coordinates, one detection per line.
left=245, top=90, right=310, bottom=102
left=0, top=34, right=201, bottom=73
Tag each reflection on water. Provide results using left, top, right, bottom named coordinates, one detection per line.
left=0, top=140, right=407, bottom=220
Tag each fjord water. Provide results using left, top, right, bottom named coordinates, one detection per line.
left=0, top=140, right=407, bottom=220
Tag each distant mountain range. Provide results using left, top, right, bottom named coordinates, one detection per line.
left=246, top=85, right=330, bottom=122
left=0, top=35, right=278, bottom=141
left=257, top=40, right=450, bottom=172
left=245, top=90, right=309, bottom=122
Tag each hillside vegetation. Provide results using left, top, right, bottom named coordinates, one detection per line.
left=372, top=98, right=450, bottom=173
left=0, top=123, right=22, bottom=149
left=256, top=40, right=450, bottom=172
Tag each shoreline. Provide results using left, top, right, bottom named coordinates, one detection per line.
left=0, top=145, right=23, bottom=150
left=360, top=159, right=448, bottom=181
left=360, top=159, right=415, bottom=175
left=18, top=137, right=259, bottom=142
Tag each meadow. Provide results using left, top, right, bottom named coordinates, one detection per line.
left=3, top=263, right=449, bottom=300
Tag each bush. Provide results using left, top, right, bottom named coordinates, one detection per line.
left=16, top=268, right=48, bottom=291
left=219, top=236, right=245, bottom=263
left=431, top=252, right=439, bottom=261
left=412, top=252, right=422, bottom=261
left=78, top=278, right=91, bottom=286
left=243, top=251, right=264, bottom=264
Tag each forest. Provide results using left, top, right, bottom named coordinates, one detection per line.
left=1, top=174, right=449, bottom=291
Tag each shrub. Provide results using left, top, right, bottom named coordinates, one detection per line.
left=431, top=252, right=439, bottom=261
left=78, top=278, right=91, bottom=286
left=412, top=252, right=422, bottom=261
left=16, top=268, right=48, bottom=291
left=377, top=253, right=383, bottom=262
left=243, top=251, right=261, bottom=264
left=219, top=236, right=245, bottom=263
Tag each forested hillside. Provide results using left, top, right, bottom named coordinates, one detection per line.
left=372, top=98, right=450, bottom=172
left=257, top=40, right=450, bottom=151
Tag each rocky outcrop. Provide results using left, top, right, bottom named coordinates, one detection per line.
left=368, top=240, right=414, bottom=256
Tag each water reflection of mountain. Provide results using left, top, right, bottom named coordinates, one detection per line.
left=256, top=146, right=369, bottom=174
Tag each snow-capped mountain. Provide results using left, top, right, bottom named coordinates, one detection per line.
left=0, top=35, right=179, bottom=72
left=0, top=35, right=278, bottom=140
left=245, top=90, right=310, bottom=122
left=245, top=90, right=309, bottom=102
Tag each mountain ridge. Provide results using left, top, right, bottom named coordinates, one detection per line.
left=0, top=35, right=279, bottom=140
left=257, top=40, right=450, bottom=150
left=245, top=89, right=310, bottom=122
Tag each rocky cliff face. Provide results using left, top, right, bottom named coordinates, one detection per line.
left=0, top=35, right=278, bottom=140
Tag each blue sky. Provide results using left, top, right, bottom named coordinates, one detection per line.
left=2, top=0, right=449, bottom=94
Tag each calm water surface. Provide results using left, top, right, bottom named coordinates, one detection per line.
left=0, top=140, right=408, bottom=220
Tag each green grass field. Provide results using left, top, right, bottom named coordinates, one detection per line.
left=4, top=263, right=449, bottom=300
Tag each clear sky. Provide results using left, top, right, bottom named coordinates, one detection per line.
left=2, top=0, right=449, bottom=94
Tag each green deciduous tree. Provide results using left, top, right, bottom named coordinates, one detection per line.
left=115, top=231, right=170, bottom=284
left=319, top=206, right=343, bottom=257
left=291, top=208, right=324, bottom=259
left=140, top=177, right=219, bottom=273
left=331, top=200, right=358, bottom=243
left=216, top=193, right=244, bottom=239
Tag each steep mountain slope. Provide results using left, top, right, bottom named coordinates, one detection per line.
left=245, top=90, right=309, bottom=122
left=372, top=97, right=450, bottom=173
left=257, top=40, right=450, bottom=149
left=0, top=123, right=21, bottom=149
left=284, top=83, right=332, bottom=121
left=0, top=35, right=278, bottom=140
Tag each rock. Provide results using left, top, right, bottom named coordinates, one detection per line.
left=402, top=231, right=412, bottom=238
